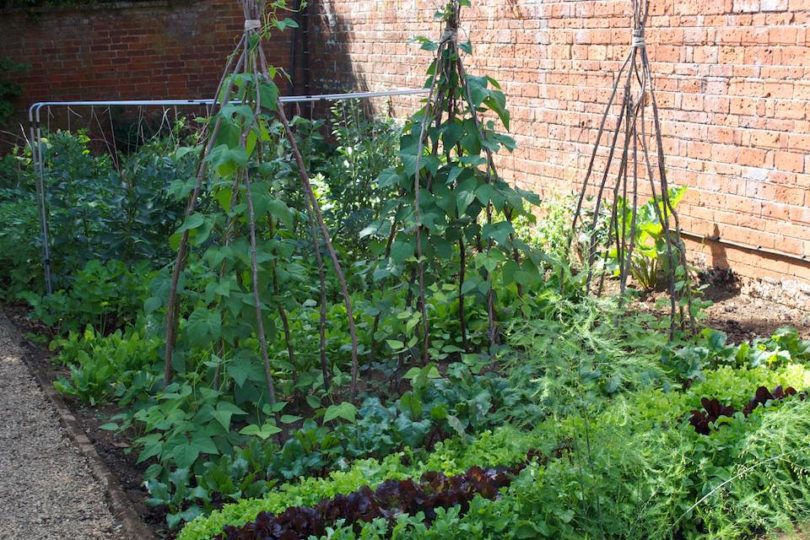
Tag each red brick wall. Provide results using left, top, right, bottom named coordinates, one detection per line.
left=310, top=0, right=810, bottom=291
left=0, top=0, right=293, bottom=128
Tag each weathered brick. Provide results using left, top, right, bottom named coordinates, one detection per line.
left=0, top=0, right=293, bottom=114
left=775, top=151, right=806, bottom=173
left=734, top=0, right=762, bottom=13
left=761, top=0, right=789, bottom=11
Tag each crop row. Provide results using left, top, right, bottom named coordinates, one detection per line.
left=218, top=462, right=525, bottom=539
left=180, top=363, right=810, bottom=539
left=689, top=385, right=806, bottom=435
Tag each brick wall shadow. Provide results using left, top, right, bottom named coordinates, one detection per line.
left=307, top=3, right=397, bottom=120
left=708, top=224, right=729, bottom=270
left=0, top=0, right=293, bottom=150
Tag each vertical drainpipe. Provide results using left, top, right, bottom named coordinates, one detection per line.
left=288, top=0, right=300, bottom=96
left=301, top=0, right=311, bottom=99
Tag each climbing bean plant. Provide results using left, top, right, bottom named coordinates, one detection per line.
left=161, top=0, right=360, bottom=409
left=367, top=0, right=540, bottom=363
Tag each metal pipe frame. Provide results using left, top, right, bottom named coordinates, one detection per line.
left=679, top=230, right=808, bottom=265
left=29, top=88, right=428, bottom=294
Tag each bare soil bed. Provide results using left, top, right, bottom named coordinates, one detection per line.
left=700, top=283, right=810, bottom=343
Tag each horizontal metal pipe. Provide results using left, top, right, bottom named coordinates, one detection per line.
left=680, top=229, right=808, bottom=265
left=32, top=91, right=805, bottom=268
left=28, top=88, right=428, bottom=123
left=28, top=87, right=428, bottom=294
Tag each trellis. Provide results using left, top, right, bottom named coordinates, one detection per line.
left=570, top=0, right=694, bottom=336
left=370, top=0, right=534, bottom=364
left=162, top=0, right=371, bottom=401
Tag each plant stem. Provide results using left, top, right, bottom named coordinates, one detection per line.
left=303, top=194, right=331, bottom=391
left=272, top=88, right=361, bottom=401
left=164, top=42, right=247, bottom=385
left=244, top=171, right=277, bottom=405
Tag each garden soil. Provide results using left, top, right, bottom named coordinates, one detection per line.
left=0, top=309, right=124, bottom=539
left=638, top=275, right=810, bottom=343
left=700, top=283, right=810, bottom=343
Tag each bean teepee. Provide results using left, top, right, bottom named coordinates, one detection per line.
left=370, top=0, right=534, bottom=363
left=163, top=0, right=360, bottom=401
left=570, top=0, right=694, bottom=336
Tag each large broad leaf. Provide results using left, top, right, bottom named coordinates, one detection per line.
left=239, top=422, right=281, bottom=440
left=482, top=221, right=514, bottom=246
left=475, top=183, right=494, bottom=205
left=466, top=75, right=489, bottom=108
left=403, top=364, right=440, bottom=390
left=190, top=432, right=219, bottom=455
left=483, top=91, right=510, bottom=130
left=206, top=144, right=248, bottom=178
left=493, top=132, right=517, bottom=152
left=460, top=155, right=487, bottom=167
left=433, top=184, right=454, bottom=215
left=173, top=145, right=199, bottom=161
left=398, top=391, right=423, bottom=419
left=514, top=263, right=542, bottom=288
left=399, top=151, right=440, bottom=178
left=431, top=236, right=453, bottom=258
left=446, top=165, right=465, bottom=186
left=167, top=178, right=197, bottom=201
left=214, top=186, right=233, bottom=213
left=501, top=260, right=520, bottom=286
left=446, top=414, right=466, bottom=437
left=170, top=434, right=218, bottom=469
left=136, top=434, right=163, bottom=464
left=323, top=402, right=357, bottom=424
left=460, top=119, right=482, bottom=155
left=204, top=277, right=235, bottom=304
left=390, top=237, right=415, bottom=262
left=214, top=116, right=241, bottom=149
left=190, top=215, right=215, bottom=246
left=273, top=17, right=299, bottom=31
left=259, top=80, right=279, bottom=112
left=414, top=35, right=438, bottom=52
left=515, top=186, right=541, bottom=207
left=442, top=121, right=465, bottom=149
left=395, top=415, right=431, bottom=448
left=176, top=213, right=205, bottom=234
left=267, top=198, right=295, bottom=231
left=460, top=275, right=482, bottom=296
left=171, top=444, right=200, bottom=469
left=226, top=353, right=266, bottom=387
left=377, top=167, right=404, bottom=188
left=185, top=308, right=222, bottom=347
left=456, top=177, right=479, bottom=216
left=212, top=402, right=247, bottom=431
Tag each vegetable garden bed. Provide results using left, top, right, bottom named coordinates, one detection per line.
left=2, top=1, right=810, bottom=539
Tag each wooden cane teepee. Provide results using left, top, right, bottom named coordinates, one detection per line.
left=570, top=0, right=694, bottom=336
left=368, top=0, right=534, bottom=364
left=163, top=0, right=360, bottom=402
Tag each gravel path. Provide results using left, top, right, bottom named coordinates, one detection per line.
left=0, top=311, right=124, bottom=539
